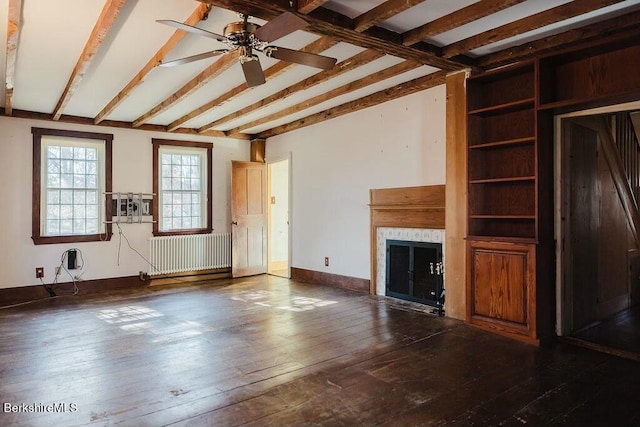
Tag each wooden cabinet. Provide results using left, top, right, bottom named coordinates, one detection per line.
left=467, top=240, right=536, bottom=343
left=466, top=62, right=546, bottom=344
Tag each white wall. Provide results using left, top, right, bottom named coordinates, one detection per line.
left=0, top=116, right=249, bottom=289
left=266, top=84, right=446, bottom=280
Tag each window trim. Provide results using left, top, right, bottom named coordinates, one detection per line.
left=32, top=127, right=113, bottom=245
left=152, top=138, right=213, bottom=237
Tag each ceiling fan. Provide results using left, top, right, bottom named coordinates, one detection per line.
left=157, top=11, right=337, bottom=87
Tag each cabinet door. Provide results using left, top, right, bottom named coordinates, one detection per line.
left=467, top=240, right=536, bottom=342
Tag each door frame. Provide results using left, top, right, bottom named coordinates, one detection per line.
left=266, top=153, right=292, bottom=278
left=555, top=101, right=640, bottom=335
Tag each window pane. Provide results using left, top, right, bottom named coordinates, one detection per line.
left=61, top=174, right=73, bottom=188
left=86, top=160, right=97, bottom=175
left=86, top=191, right=97, bottom=204
left=60, top=190, right=73, bottom=204
left=48, top=159, right=60, bottom=174
left=74, top=147, right=86, bottom=160
left=48, top=190, right=60, bottom=204
left=86, top=205, right=98, bottom=219
left=47, top=173, right=60, bottom=188
left=74, top=161, right=86, bottom=174
left=60, top=146, right=74, bottom=159
left=73, top=175, right=86, bottom=188
left=60, top=220, right=73, bottom=235
left=86, top=220, right=98, bottom=234
left=73, top=219, right=86, bottom=234
left=47, top=220, right=60, bottom=235
left=86, top=175, right=97, bottom=188
left=61, top=159, right=73, bottom=174
left=47, top=205, right=60, bottom=220
left=158, top=147, right=207, bottom=232
left=39, top=135, right=107, bottom=239
left=48, top=146, right=60, bottom=159
left=86, top=148, right=97, bottom=161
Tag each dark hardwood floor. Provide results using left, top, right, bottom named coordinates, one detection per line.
left=1, top=275, right=640, bottom=426
left=570, top=304, right=640, bottom=361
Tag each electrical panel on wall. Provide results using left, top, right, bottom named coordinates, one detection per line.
left=105, top=192, right=155, bottom=224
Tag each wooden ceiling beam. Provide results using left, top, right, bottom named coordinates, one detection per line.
left=442, top=0, right=625, bottom=58
left=402, top=0, right=527, bottom=46
left=298, top=0, right=329, bottom=15
left=257, top=70, right=447, bottom=139
left=52, top=0, right=128, bottom=121
left=198, top=49, right=385, bottom=133
left=2, top=107, right=251, bottom=139
left=4, top=0, right=23, bottom=116
left=478, top=9, right=640, bottom=69
left=229, top=59, right=422, bottom=134
left=202, top=0, right=471, bottom=71
left=167, top=35, right=337, bottom=132
left=354, top=0, right=426, bottom=32
left=132, top=50, right=240, bottom=128
left=94, top=3, right=212, bottom=125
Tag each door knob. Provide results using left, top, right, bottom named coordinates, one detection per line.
left=231, top=221, right=238, bottom=225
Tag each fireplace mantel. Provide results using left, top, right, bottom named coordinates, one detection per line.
left=369, top=185, right=445, bottom=294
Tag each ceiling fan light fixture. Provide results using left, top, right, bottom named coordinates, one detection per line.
left=157, top=12, right=337, bottom=87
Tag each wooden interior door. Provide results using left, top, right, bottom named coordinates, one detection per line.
left=231, top=161, right=267, bottom=277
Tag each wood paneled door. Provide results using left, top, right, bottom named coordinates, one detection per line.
left=467, top=239, right=536, bottom=343
left=231, top=161, right=267, bottom=277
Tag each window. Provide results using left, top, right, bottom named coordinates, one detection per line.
left=152, top=139, right=212, bottom=236
left=32, top=128, right=113, bottom=245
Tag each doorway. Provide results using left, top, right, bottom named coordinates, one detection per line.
left=267, top=155, right=291, bottom=278
left=557, top=109, right=640, bottom=358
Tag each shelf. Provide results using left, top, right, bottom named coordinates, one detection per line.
left=469, top=137, right=535, bottom=149
left=468, top=108, right=535, bottom=146
left=467, top=235, right=538, bottom=244
left=469, top=176, right=535, bottom=184
left=468, top=98, right=535, bottom=116
left=470, top=215, right=535, bottom=219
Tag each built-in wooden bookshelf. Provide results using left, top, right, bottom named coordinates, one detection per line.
left=467, top=62, right=537, bottom=241
left=465, top=33, right=640, bottom=346
left=466, top=61, right=541, bottom=344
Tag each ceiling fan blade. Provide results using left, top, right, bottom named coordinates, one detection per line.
left=156, top=20, right=226, bottom=42
left=241, top=57, right=266, bottom=87
left=160, top=50, right=229, bottom=67
left=253, top=12, right=308, bottom=43
left=266, top=47, right=337, bottom=70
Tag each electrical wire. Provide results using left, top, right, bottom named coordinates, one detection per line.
left=115, top=222, right=160, bottom=274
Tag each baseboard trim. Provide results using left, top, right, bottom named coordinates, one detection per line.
left=0, top=275, right=145, bottom=308
left=291, top=267, right=370, bottom=293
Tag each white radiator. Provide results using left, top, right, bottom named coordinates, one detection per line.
left=148, top=233, right=231, bottom=275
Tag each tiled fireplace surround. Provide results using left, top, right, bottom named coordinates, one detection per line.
left=369, top=185, right=446, bottom=301
left=375, top=227, right=445, bottom=296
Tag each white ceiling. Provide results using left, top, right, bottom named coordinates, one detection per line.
left=2, top=0, right=640, bottom=139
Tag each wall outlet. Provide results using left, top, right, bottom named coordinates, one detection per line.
left=324, top=257, right=329, bottom=267
left=35, top=267, right=44, bottom=278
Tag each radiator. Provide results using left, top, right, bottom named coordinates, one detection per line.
left=148, top=233, right=231, bottom=275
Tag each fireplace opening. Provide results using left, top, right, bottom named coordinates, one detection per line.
left=386, top=240, right=444, bottom=315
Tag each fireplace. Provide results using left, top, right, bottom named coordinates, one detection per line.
left=386, top=240, right=444, bottom=315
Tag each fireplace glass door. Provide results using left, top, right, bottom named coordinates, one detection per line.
left=386, top=240, right=444, bottom=313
